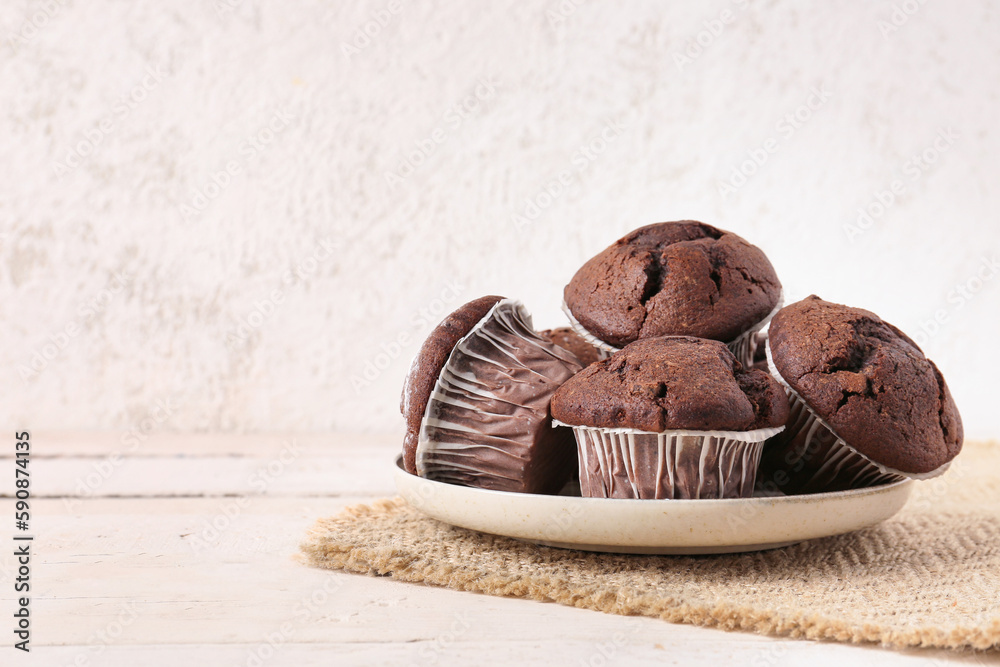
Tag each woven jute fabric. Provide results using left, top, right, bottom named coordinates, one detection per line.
left=301, top=440, right=1000, bottom=650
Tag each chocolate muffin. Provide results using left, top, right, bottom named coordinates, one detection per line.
left=539, top=327, right=602, bottom=367
left=401, top=297, right=584, bottom=494
left=562, top=221, right=782, bottom=365
left=552, top=337, right=788, bottom=432
left=760, top=296, right=963, bottom=494
left=551, top=336, right=789, bottom=499
left=401, top=295, right=502, bottom=474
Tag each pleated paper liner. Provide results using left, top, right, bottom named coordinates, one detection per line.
left=553, top=420, right=783, bottom=499
left=417, top=299, right=583, bottom=494
left=560, top=301, right=618, bottom=358
left=759, top=341, right=948, bottom=495
left=562, top=293, right=784, bottom=368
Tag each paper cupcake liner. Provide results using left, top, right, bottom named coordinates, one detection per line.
left=560, top=301, right=617, bottom=359
left=759, top=342, right=944, bottom=495
left=728, top=294, right=783, bottom=366
left=416, top=299, right=583, bottom=494
left=562, top=292, right=784, bottom=368
left=554, top=421, right=783, bottom=500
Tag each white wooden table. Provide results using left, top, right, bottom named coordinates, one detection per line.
left=3, top=432, right=992, bottom=665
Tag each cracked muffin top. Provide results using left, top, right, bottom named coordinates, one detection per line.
left=768, top=296, right=963, bottom=474
left=551, top=336, right=789, bottom=432
left=563, top=221, right=782, bottom=347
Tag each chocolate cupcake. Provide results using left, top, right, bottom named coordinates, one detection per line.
left=562, top=221, right=782, bottom=366
left=401, top=296, right=584, bottom=494
left=551, top=336, right=789, bottom=499
left=760, top=296, right=963, bottom=495
left=539, top=327, right=603, bottom=366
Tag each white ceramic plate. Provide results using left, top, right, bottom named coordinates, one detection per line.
left=393, top=456, right=914, bottom=554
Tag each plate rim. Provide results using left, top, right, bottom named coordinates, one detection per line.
left=392, top=454, right=915, bottom=506
left=391, top=455, right=915, bottom=553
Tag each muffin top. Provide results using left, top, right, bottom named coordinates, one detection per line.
left=768, top=296, right=963, bottom=474
left=539, top=327, right=602, bottom=367
left=400, top=295, right=503, bottom=474
left=563, top=221, right=782, bottom=347
left=551, top=336, right=789, bottom=432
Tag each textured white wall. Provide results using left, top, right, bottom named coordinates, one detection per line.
left=2, top=0, right=998, bottom=439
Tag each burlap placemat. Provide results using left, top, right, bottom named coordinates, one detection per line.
left=301, top=440, right=1000, bottom=650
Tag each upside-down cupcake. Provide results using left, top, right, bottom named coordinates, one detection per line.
left=759, top=296, right=963, bottom=495
left=562, top=221, right=783, bottom=367
left=550, top=336, right=789, bottom=499
left=401, top=296, right=586, bottom=494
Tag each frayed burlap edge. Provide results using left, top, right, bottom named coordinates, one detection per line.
left=301, top=497, right=1000, bottom=651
